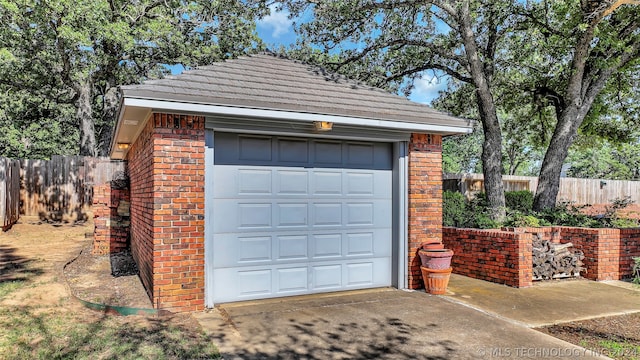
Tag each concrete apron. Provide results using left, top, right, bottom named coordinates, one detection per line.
left=195, top=288, right=610, bottom=359
left=443, top=275, right=640, bottom=328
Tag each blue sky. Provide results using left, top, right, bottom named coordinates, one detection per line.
left=255, top=4, right=447, bottom=105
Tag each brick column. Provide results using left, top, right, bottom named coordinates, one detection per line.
left=128, top=113, right=205, bottom=313
left=560, top=227, right=621, bottom=281
left=92, top=182, right=130, bottom=255
left=407, top=133, right=443, bottom=289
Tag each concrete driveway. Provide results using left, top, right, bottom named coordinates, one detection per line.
left=195, top=288, right=608, bottom=359
left=444, top=275, right=640, bottom=327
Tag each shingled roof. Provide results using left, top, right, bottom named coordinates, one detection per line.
left=120, top=53, right=470, bottom=129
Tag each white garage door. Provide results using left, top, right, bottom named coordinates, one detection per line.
left=209, top=133, right=393, bottom=303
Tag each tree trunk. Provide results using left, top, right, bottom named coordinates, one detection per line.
left=77, top=79, right=96, bottom=156
left=477, top=94, right=506, bottom=221
left=458, top=1, right=506, bottom=221
left=533, top=107, right=579, bottom=211
left=97, top=86, right=121, bottom=157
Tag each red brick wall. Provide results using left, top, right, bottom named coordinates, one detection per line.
left=408, top=133, right=443, bottom=289
left=520, top=226, right=640, bottom=281
left=556, top=227, right=620, bottom=281
left=447, top=226, right=640, bottom=285
left=128, top=113, right=205, bottom=313
left=443, top=227, right=533, bottom=287
left=128, top=118, right=155, bottom=304
left=620, top=229, right=640, bottom=278
left=92, top=183, right=130, bottom=255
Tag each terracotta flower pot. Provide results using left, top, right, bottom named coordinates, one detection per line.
left=418, top=248, right=454, bottom=269
left=421, top=241, right=445, bottom=251
left=421, top=266, right=452, bottom=295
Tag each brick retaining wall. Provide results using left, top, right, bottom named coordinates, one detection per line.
left=442, top=227, right=533, bottom=287
left=443, top=226, right=640, bottom=287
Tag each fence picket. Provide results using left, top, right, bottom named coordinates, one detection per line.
left=1, top=156, right=21, bottom=230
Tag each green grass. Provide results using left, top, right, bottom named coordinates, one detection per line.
left=0, top=280, right=27, bottom=299
left=0, top=307, right=220, bottom=360
left=598, top=340, right=640, bottom=360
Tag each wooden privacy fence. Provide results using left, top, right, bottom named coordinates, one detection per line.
left=1, top=156, right=21, bottom=230
left=21, top=156, right=126, bottom=222
left=444, top=173, right=640, bottom=205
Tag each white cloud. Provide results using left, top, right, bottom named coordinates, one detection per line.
left=258, top=4, right=293, bottom=39
left=410, top=74, right=447, bottom=105
left=414, top=75, right=441, bottom=93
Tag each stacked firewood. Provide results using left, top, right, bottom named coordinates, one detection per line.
left=532, top=238, right=585, bottom=280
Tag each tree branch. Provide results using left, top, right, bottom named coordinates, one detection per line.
left=386, top=63, right=472, bottom=83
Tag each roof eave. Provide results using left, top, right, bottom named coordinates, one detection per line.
left=109, top=97, right=473, bottom=158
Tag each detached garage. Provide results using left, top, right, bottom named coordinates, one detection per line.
left=110, top=54, right=472, bottom=312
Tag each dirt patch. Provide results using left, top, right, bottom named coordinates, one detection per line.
left=0, top=216, right=219, bottom=359
left=64, top=245, right=152, bottom=308
left=537, top=313, right=640, bottom=359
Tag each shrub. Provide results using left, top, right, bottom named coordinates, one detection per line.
left=505, top=212, right=544, bottom=228
left=537, top=201, right=599, bottom=228
left=505, top=191, right=534, bottom=212
left=442, top=191, right=637, bottom=230
left=442, top=191, right=498, bottom=228
left=610, top=218, right=640, bottom=228
left=443, top=191, right=467, bottom=227
left=473, top=213, right=500, bottom=229
left=599, top=197, right=638, bottom=228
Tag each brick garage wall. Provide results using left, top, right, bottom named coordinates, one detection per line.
left=127, top=113, right=205, bottom=312
left=92, top=183, right=130, bottom=255
left=408, top=133, right=443, bottom=289
left=128, top=118, right=155, bottom=304
left=443, top=227, right=533, bottom=288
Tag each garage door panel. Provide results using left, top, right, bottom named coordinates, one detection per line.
left=346, top=228, right=391, bottom=257
left=276, top=203, right=308, bottom=227
left=346, top=262, right=374, bottom=286
left=276, top=235, right=308, bottom=261
left=238, top=269, right=272, bottom=296
left=214, top=234, right=271, bottom=267
left=238, top=169, right=272, bottom=195
left=311, top=203, right=342, bottom=226
left=345, top=170, right=391, bottom=197
left=312, top=264, right=343, bottom=289
left=312, top=171, right=342, bottom=195
left=345, top=200, right=392, bottom=228
left=213, top=200, right=268, bottom=233
left=346, top=172, right=374, bottom=195
left=276, top=267, right=309, bottom=293
left=276, top=170, right=308, bottom=195
left=346, top=232, right=374, bottom=256
left=346, top=143, right=375, bottom=166
left=239, top=203, right=272, bottom=229
left=239, top=136, right=273, bottom=162
left=278, top=139, right=308, bottom=163
left=314, top=141, right=343, bottom=165
left=345, top=203, right=374, bottom=226
left=238, top=236, right=272, bottom=262
left=311, top=233, right=342, bottom=259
